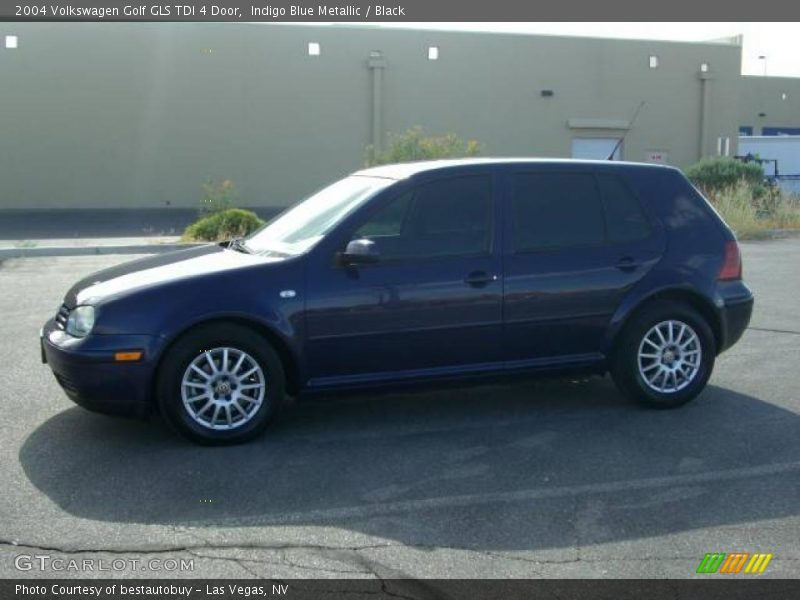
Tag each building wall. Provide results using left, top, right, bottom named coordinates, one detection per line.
left=739, top=76, right=800, bottom=136
left=0, top=23, right=744, bottom=210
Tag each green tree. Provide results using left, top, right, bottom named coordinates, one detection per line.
left=199, top=178, right=239, bottom=215
left=366, top=126, right=484, bottom=166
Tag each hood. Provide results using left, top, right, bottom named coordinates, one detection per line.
left=64, top=245, right=285, bottom=307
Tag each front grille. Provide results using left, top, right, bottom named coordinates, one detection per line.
left=55, top=304, right=69, bottom=330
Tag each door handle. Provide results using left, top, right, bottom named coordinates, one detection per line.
left=464, top=271, right=497, bottom=287
left=616, top=257, right=643, bottom=272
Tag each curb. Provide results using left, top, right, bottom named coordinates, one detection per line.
left=738, top=229, right=800, bottom=242
left=0, top=243, right=203, bottom=259
left=764, top=228, right=800, bottom=239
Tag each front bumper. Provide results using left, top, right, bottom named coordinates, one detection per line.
left=41, top=318, right=163, bottom=418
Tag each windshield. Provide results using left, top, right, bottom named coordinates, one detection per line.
left=244, top=176, right=394, bottom=256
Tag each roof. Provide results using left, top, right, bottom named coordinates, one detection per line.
left=354, top=158, right=675, bottom=180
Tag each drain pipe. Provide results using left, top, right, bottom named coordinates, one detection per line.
left=698, top=66, right=714, bottom=159
left=368, top=51, right=387, bottom=159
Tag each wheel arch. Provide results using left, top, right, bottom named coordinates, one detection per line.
left=608, top=287, right=722, bottom=356
left=153, top=316, right=303, bottom=397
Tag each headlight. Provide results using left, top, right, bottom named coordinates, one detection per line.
left=66, top=305, right=95, bottom=337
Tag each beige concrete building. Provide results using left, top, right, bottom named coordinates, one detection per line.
left=739, top=75, right=800, bottom=136
left=0, top=23, right=797, bottom=211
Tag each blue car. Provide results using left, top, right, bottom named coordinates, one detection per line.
left=41, top=159, right=754, bottom=444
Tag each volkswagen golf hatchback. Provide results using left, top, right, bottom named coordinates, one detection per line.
left=41, top=159, right=754, bottom=444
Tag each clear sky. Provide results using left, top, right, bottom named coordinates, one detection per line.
left=366, top=22, right=800, bottom=78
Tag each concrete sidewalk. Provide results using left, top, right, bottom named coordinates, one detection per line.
left=0, top=207, right=279, bottom=257
left=0, top=236, right=202, bottom=258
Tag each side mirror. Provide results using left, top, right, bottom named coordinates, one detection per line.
left=339, top=238, right=380, bottom=265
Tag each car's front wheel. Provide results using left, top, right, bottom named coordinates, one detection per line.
left=610, top=300, right=716, bottom=408
left=156, top=323, right=285, bottom=444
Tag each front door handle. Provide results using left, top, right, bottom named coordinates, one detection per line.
left=464, top=271, right=498, bottom=287
left=616, top=257, right=643, bottom=272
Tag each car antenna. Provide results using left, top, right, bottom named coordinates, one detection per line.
left=607, top=100, right=646, bottom=160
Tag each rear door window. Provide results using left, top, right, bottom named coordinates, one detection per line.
left=511, top=173, right=604, bottom=251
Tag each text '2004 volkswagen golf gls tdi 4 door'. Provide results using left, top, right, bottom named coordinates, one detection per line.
left=42, top=159, right=754, bottom=444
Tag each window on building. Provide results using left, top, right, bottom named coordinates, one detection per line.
left=5, top=35, right=18, bottom=49
left=596, top=175, right=651, bottom=244
left=763, top=127, right=800, bottom=136
left=649, top=55, right=659, bottom=69
left=428, top=46, right=439, bottom=60
left=512, top=173, right=604, bottom=252
left=307, top=42, right=320, bottom=56
left=353, top=176, right=492, bottom=260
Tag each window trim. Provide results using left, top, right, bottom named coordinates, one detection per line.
left=508, top=169, right=653, bottom=256
left=336, top=172, right=496, bottom=267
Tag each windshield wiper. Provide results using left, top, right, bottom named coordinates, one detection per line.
left=226, top=237, right=252, bottom=254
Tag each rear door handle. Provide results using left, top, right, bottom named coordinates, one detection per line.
left=464, top=271, right=498, bottom=287
left=616, top=257, right=643, bottom=272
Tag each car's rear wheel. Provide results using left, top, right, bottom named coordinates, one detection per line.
left=156, top=323, right=285, bottom=444
left=610, top=301, right=715, bottom=408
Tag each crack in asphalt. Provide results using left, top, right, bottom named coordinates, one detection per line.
left=0, top=539, right=657, bottom=562
left=747, top=326, right=800, bottom=336
left=181, top=529, right=423, bottom=593
left=0, top=538, right=395, bottom=556
left=189, top=547, right=375, bottom=576
left=180, top=528, right=378, bottom=577
left=0, top=537, right=405, bottom=585
left=345, top=554, right=430, bottom=600
left=178, top=528, right=270, bottom=580
left=7, top=537, right=794, bottom=565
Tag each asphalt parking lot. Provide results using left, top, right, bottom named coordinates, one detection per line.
left=0, top=239, right=798, bottom=581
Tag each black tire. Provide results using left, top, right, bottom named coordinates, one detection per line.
left=610, top=300, right=716, bottom=409
left=156, top=322, right=285, bottom=445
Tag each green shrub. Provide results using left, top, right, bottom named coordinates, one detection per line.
left=199, top=178, right=238, bottom=215
left=367, top=126, right=483, bottom=166
left=183, top=208, right=265, bottom=242
left=685, top=157, right=764, bottom=194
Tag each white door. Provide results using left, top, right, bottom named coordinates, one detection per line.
left=571, top=138, right=622, bottom=160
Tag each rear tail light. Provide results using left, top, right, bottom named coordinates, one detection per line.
left=719, top=240, right=742, bottom=281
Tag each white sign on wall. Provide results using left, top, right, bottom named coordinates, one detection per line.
left=645, top=150, right=669, bottom=164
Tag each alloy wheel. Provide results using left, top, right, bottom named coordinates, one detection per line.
left=180, top=347, right=266, bottom=430
left=637, top=320, right=702, bottom=394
